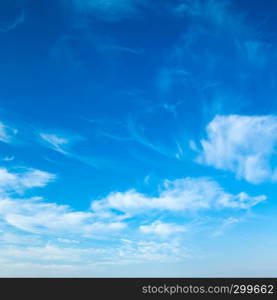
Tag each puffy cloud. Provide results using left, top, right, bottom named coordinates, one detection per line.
left=0, top=168, right=55, bottom=194
left=196, top=115, right=277, bottom=183
left=139, top=221, right=187, bottom=238
left=92, top=177, right=266, bottom=215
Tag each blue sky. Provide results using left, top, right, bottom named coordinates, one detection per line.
left=0, top=0, right=277, bottom=277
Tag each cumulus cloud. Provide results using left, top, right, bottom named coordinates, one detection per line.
left=0, top=167, right=55, bottom=194
left=196, top=115, right=277, bottom=183
left=139, top=221, right=187, bottom=238
left=91, top=177, right=266, bottom=215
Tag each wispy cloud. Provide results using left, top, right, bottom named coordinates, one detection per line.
left=126, top=116, right=170, bottom=157
left=95, top=116, right=173, bottom=158
left=0, top=238, right=190, bottom=276
left=115, top=239, right=190, bottom=264
left=100, top=44, right=144, bottom=55
left=212, top=217, right=240, bottom=237
left=64, top=0, right=147, bottom=22
left=0, top=122, right=17, bottom=144
left=196, top=115, right=277, bottom=183
left=0, top=9, right=25, bottom=32
left=173, top=0, right=235, bottom=26
left=39, top=132, right=98, bottom=168
left=39, top=133, right=71, bottom=155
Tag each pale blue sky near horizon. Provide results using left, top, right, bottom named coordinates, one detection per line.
left=0, top=0, right=277, bottom=277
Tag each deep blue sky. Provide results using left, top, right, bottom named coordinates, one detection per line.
left=0, top=0, right=277, bottom=277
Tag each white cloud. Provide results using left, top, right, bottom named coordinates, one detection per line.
left=0, top=232, right=41, bottom=246
left=0, top=197, right=126, bottom=236
left=0, top=167, right=124, bottom=236
left=0, top=238, right=190, bottom=276
left=18, top=169, right=56, bottom=189
left=139, top=221, right=187, bottom=238
left=116, top=239, right=189, bottom=263
left=0, top=167, right=55, bottom=194
left=92, top=177, right=266, bottom=215
left=0, top=244, right=102, bottom=263
left=196, top=115, right=277, bottom=183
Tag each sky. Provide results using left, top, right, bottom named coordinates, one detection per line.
left=0, top=0, right=277, bottom=277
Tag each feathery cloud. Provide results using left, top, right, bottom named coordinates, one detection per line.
left=39, top=133, right=71, bottom=155
left=0, top=122, right=17, bottom=144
